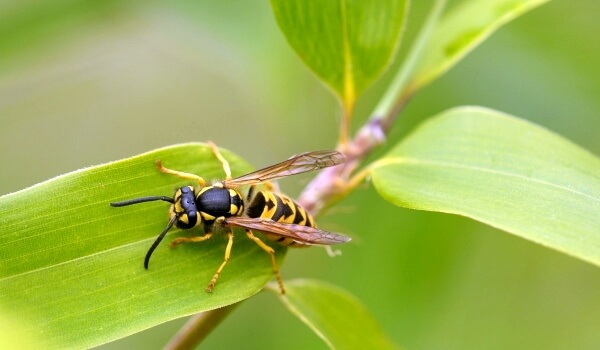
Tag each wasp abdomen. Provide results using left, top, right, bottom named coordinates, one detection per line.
left=247, top=191, right=315, bottom=247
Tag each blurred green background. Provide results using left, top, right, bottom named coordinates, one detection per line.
left=1, top=0, right=599, bottom=349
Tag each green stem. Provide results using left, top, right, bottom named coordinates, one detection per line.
left=373, top=0, right=447, bottom=127
left=164, top=303, right=240, bottom=350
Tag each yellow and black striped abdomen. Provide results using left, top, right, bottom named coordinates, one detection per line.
left=246, top=191, right=314, bottom=247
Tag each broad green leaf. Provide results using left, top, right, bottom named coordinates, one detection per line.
left=270, top=0, right=408, bottom=106
left=410, top=0, right=550, bottom=93
left=371, top=107, right=600, bottom=266
left=269, top=279, right=397, bottom=350
left=0, top=143, right=287, bottom=349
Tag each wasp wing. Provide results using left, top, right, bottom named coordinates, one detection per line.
left=225, top=217, right=351, bottom=245
left=222, top=150, right=345, bottom=188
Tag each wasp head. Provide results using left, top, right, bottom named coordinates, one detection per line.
left=171, top=186, right=201, bottom=229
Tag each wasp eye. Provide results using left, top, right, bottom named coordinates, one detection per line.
left=177, top=210, right=198, bottom=229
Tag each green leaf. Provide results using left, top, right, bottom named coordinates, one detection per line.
left=270, top=0, right=408, bottom=106
left=410, top=0, right=550, bottom=93
left=371, top=107, right=600, bottom=266
left=0, top=309, right=42, bottom=349
left=269, top=279, right=397, bottom=350
left=0, top=143, right=286, bottom=349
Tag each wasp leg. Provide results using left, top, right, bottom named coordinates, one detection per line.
left=206, top=230, right=234, bottom=292
left=169, top=233, right=213, bottom=248
left=208, top=141, right=232, bottom=180
left=324, top=245, right=342, bottom=257
left=156, top=160, right=207, bottom=187
left=245, top=229, right=285, bottom=294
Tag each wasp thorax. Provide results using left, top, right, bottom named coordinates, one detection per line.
left=195, top=187, right=244, bottom=221
left=172, top=186, right=200, bottom=229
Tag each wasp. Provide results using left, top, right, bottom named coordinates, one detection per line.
left=110, top=143, right=350, bottom=294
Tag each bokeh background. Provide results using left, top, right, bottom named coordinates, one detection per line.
left=1, top=0, right=599, bottom=349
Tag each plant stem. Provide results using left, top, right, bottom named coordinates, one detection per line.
left=164, top=303, right=240, bottom=350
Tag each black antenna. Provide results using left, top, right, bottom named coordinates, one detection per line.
left=144, top=215, right=178, bottom=269
left=110, top=196, right=174, bottom=207
left=110, top=195, right=177, bottom=268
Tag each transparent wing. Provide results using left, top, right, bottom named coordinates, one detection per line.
left=225, top=217, right=351, bottom=245
left=222, top=150, right=345, bottom=188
